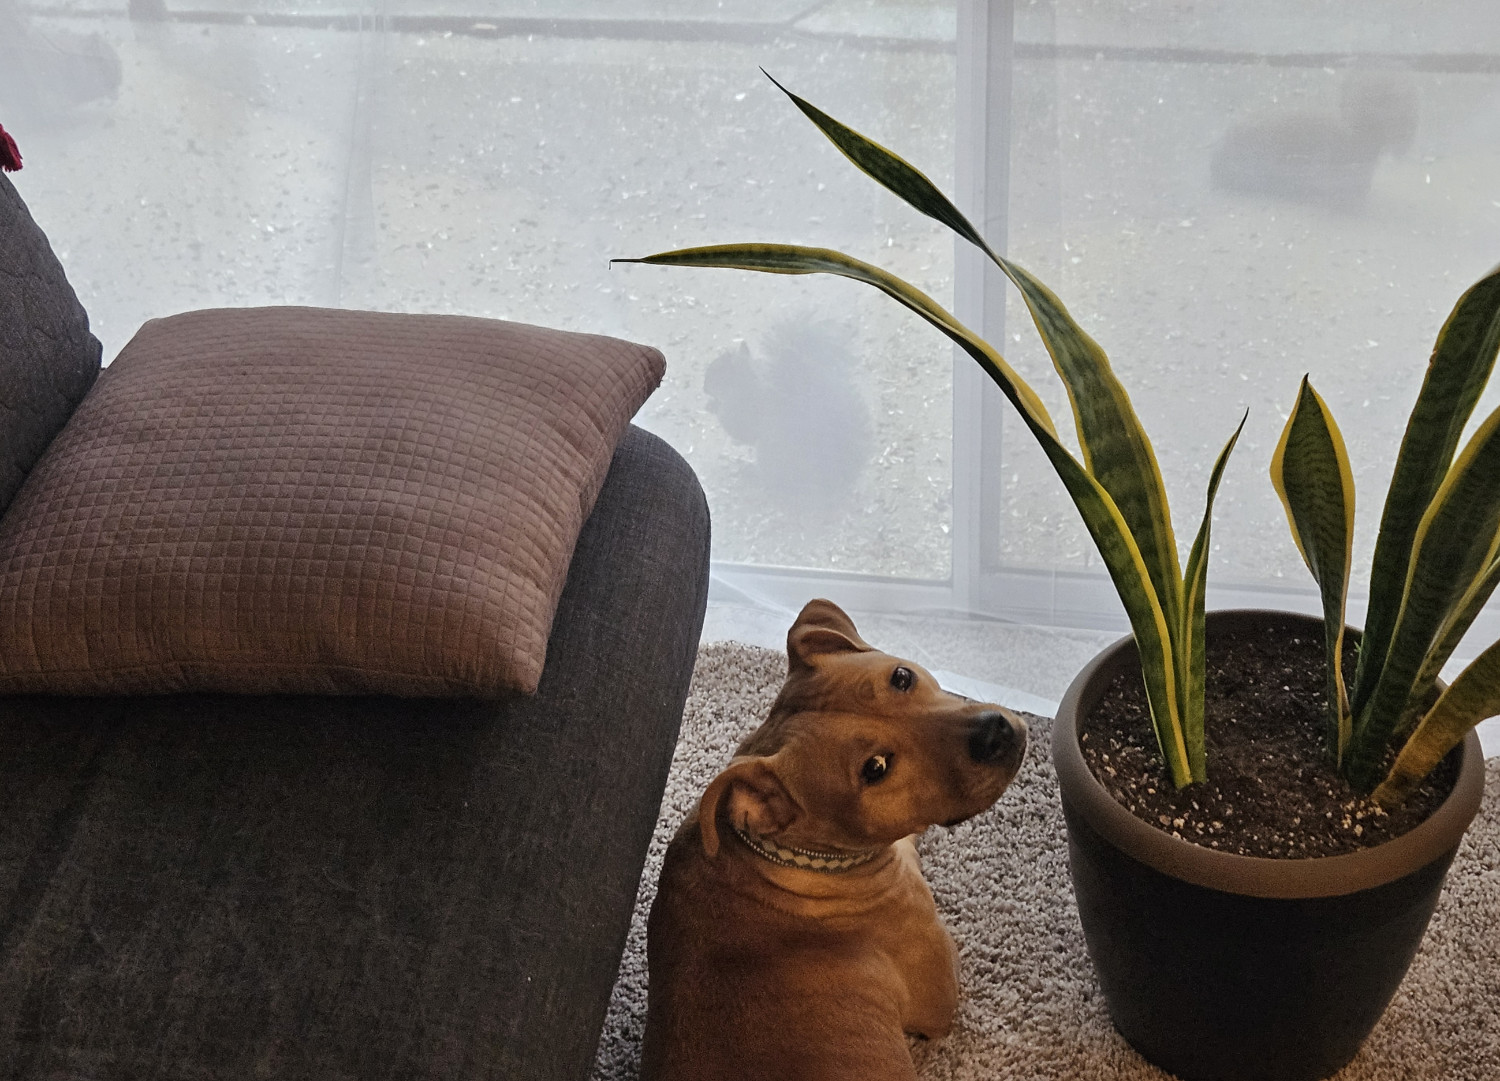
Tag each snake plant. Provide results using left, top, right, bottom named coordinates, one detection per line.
left=617, top=73, right=1245, bottom=790
left=1272, top=264, right=1500, bottom=805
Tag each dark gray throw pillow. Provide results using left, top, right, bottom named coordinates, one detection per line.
left=0, top=172, right=101, bottom=513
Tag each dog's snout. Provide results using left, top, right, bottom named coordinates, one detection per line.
left=967, top=710, right=1021, bottom=764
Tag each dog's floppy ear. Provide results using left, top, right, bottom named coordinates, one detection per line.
left=697, top=755, right=800, bottom=858
left=787, top=598, right=871, bottom=670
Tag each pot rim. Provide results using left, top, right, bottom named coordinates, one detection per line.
left=1053, top=608, right=1486, bottom=899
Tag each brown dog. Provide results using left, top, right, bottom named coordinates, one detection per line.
left=640, top=598, right=1027, bottom=1081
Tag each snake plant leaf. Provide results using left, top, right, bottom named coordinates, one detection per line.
left=996, top=259, right=1187, bottom=649
left=1270, top=378, right=1355, bottom=757
left=1372, top=635, right=1500, bottom=807
left=619, top=241, right=1196, bottom=787
left=1353, top=265, right=1500, bottom=719
left=767, top=73, right=1186, bottom=654
left=1405, top=546, right=1500, bottom=733
left=615, top=243, right=1057, bottom=434
left=1350, top=404, right=1500, bottom=792
left=1180, top=411, right=1248, bottom=781
left=762, top=70, right=988, bottom=256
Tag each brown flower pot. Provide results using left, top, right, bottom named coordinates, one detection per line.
left=1053, top=609, right=1485, bottom=1081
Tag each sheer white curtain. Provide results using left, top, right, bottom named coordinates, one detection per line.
left=4, top=0, right=1499, bottom=661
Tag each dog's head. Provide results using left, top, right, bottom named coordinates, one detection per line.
left=698, top=599, right=1027, bottom=860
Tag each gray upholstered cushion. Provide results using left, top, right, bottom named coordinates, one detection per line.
left=0, top=172, right=101, bottom=513
left=0, top=426, right=712, bottom=1081
left=0, top=306, right=664, bottom=697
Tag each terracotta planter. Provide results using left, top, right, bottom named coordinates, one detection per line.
left=1054, top=609, right=1485, bottom=1081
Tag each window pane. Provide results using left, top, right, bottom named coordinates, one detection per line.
left=350, top=14, right=958, bottom=579
left=6, top=0, right=957, bottom=582
left=1001, top=1, right=1500, bottom=599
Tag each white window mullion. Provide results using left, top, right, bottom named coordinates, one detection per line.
left=953, top=0, right=1014, bottom=616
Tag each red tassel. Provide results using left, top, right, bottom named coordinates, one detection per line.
left=0, top=124, right=21, bottom=172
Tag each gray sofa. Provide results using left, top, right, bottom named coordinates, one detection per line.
left=0, top=172, right=710, bottom=1079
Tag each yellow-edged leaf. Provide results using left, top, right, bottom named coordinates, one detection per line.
left=617, top=242, right=1197, bottom=786
left=762, top=69, right=987, bottom=254
left=1180, top=411, right=1248, bottom=781
left=767, top=73, right=1186, bottom=655
left=1351, top=403, right=1500, bottom=791
left=1372, top=636, right=1500, bottom=806
left=615, top=244, right=1056, bottom=433
left=1404, top=547, right=1500, bottom=734
left=1271, top=377, right=1354, bottom=758
left=997, top=260, right=1186, bottom=652
left=1354, top=264, right=1500, bottom=718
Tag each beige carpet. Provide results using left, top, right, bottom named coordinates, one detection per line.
left=591, top=643, right=1500, bottom=1081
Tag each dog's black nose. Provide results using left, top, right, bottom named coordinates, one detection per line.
left=968, top=710, right=1020, bottom=764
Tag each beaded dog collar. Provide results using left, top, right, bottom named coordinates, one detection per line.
left=732, top=824, right=882, bottom=874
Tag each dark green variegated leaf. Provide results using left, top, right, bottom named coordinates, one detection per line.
left=1353, top=264, right=1500, bottom=718
left=1271, top=378, right=1354, bottom=758
left=768, top=73, right=1186, bottom=671
left=763, top=70, right=988, bottom=254
left=1372, top=636, right=1500, bottom=806
left=1180, top=411, right=1248, bottom=781
left=618, top=241, right=1198, bottom=787
left=615, top=244, right=1057, bottom=432
left=1399, top=536, right=1500, bottom=740
left=997, top=260, right=1186, bottom=651
left=1350, top=404, right=1500, bottom=792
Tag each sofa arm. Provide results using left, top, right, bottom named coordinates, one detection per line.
left=492, top=423, right=712, bottom=1079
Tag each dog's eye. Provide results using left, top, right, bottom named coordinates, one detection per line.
left=861, top=755, right=890, bottom=784
left=890, top=666, right=914, bottom=692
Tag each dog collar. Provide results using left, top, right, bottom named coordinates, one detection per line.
left=732, top=824, right=883, bottom=874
